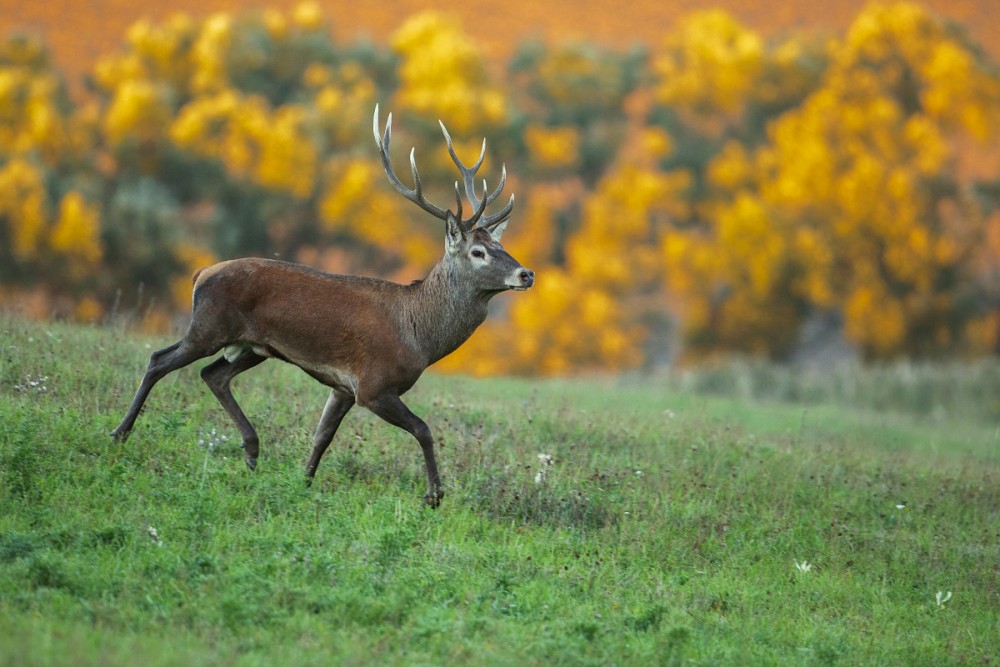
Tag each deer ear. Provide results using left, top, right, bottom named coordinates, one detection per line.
left=445, top=212, right=465, bottom=254
left=487, top=217, right=509, bottom=243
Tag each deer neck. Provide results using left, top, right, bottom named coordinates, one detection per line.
left=406, top=259, right=491, bottom=364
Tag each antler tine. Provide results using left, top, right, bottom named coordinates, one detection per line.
left=481, top=164, right=507, bottom=209
left=439, top=120, right=515, bottom=230
left=480, top=193, right=515, bottom=231
left=465, top=179, right=492, bottom=229
left=373, top=105, right=450, bottom=222
left=452, top=181, right=463, bottom=223
left=440, top=121, right=486, bottom=210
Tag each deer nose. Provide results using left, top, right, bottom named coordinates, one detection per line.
left=518, top=268, right=534, bottom=287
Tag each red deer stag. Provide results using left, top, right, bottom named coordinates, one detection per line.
left=110, top=106, right=534, bottom=507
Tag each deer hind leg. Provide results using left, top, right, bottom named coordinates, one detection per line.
left=199, top=352, right=267, bottom=470
left=305, top=389, right=355, bottom=483
left=111, top=340, right=213, bottom=442
left=361, top=393, right=443, bottom=508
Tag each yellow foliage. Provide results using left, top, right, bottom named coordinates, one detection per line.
left=843, top=2, right=1000, bottom=140
left=311, top=64, right=378, bottom=147
left=103, top=79, right=171, bottom=146
left=292, top=1, right=326, bottom=31
left=191, top=13, right=233, bottom=93
left=668, top=1, right=1000, bottom=358
left=499, top=190, right=560, bottom=270
left=524, top=125, right=580, bottom=169
left=391, top=12, right=507, bottom=133
left=255, top=106, right=317, bottom=198
left=171, top=90, right=317, bottom=197
left=319, top=157, right=437, bottom=269
left=844, top=284, right=906, bottom=355
left=0, top=158, right=47, bottom=260
left=531, top=42, right=635, bottom=110
left=439, top=268, right=645, bottom=376
left=50, top=191, right=102, bottom=272
left=639, top=128, right=673, bottom=161
left=262, top=9, right=288, bottom=40
left=567, top=161, right=689, bottom=289
left=707, top=141, right=753, bottom=191
left=654, top=10, right=764, bottom=115
left=0, top=64, right=71, bottom=161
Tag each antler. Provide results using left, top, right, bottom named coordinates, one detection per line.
left=439, top=121, right=515, bottom=232
left=373, top=105, right=515, bottom=232
left=373, top=104, right=455, bottom=222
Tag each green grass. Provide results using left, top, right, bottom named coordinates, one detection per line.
left=1, top=313, right=998, bottom=665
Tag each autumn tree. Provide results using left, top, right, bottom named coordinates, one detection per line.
left=88, top=3, right=399, bottom=316
left=653, top=14, right=825, bottom=224
left=511, top=41, right=646, bottom=185
left=659, top=3, right=1000, bottom=359
left=0, top=34, right=104, bottom=319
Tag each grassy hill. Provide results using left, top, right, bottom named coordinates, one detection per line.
left=1, top=313, right=998, bottom=664
left=4, top=0, right=1000, bottom=91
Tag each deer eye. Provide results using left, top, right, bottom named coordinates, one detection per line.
left=471, top=248, right=486, bottom=259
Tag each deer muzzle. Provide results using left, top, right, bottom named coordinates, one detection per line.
left=507, top=267, right=535, bottom=291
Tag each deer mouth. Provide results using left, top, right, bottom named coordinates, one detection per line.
left=505, top=268, right=535, bottom=291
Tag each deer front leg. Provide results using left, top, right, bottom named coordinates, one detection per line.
left=305, top=389, right=355, bottom=483
left=361, top=393, right=443, bottom=508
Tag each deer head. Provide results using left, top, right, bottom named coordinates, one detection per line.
left=373, top=105, right=534, bottom=295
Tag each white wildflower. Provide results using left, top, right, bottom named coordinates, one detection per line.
left=146, top=525, right=163, bottom=547
left=535, top=453, right=553, bottom=484
left=935, top=591, right=952, bottom=608
left=794, top=560, right=813, bottom=573
left=13, top=374, right=49, bottom=394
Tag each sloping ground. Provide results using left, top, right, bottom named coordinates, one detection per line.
left=3, top=0, right=999, bottom=90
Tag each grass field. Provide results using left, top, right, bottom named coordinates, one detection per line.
left=1, top=313, right=998, bottom=665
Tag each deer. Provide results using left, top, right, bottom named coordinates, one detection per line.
left=110, top=105, right=534, bottom=507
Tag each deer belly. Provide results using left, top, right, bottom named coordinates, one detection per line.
left=291, top=362, right=358, bottom=394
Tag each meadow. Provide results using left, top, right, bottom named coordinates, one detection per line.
left=1, top=313, right=998, bottom=665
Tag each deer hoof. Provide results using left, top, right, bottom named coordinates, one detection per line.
left=245, top=455, right=257, bottom=471
left=109, top=427, right=130, bottom=443
left=423, top=489, right=444, bottom=509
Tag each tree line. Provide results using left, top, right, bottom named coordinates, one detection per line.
left=1, top=1, right=998, bottom=373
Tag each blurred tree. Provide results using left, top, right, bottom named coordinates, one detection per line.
left=0, top=34, right=105, bottom=318
left=650, top=10, right=826, bottom=211
left=510, top=40, right=646, bottom=186
left=88, top=2, right=398, bottom=315
left=660, top=3, right=1000, bottom=359
left=391, top=11, right=506, bottom=135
